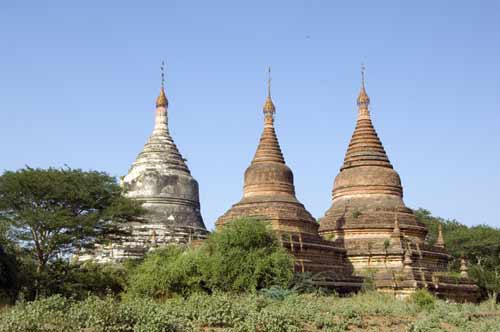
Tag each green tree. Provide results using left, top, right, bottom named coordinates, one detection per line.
left=0, top=167, right=143, bottom=276
left=415, top=208, right=500, bottom=299
left=0, top=222, right=17, bottom=303
left=0, top=244, right=17, bottom=304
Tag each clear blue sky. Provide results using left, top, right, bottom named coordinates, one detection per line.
left=1, top=1, right=499, bottom=229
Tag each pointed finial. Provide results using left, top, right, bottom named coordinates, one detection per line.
left=361, top=63, right=366, bottom=89
left=161, top=61, right=165, bottom=89
left=267, top=66, right=272, bottom=98
left=263, top=66, right=276, bottom=116
left=436, top=224, right=445, bottom=248
left=357, top=63, right=370, bottom=108
left=156, top=61, right=168, bottom=107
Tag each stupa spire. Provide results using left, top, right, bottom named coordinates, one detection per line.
left=357, top=64, right=370, bottom=114
left=156, top=61, right=168, bottom=108
left=436, top=224, right=445, bottom=248
left=252, top=67, right=284, bottom=164
left=340, top=66, right=392, bottom=171
left=127, top=65, right=189, bottom=175
left=263, top=67, right=276, bottom=117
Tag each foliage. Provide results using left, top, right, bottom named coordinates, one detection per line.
left=1, top=292, right=498, bottom=332
left=126, top=245, right=206, bottom=299
left=359, top=268, right=377, bottom=292
left=0, top=225, right=17, bottom=304
left=200, top=218, right=294, bottom=293
left=289, top=272, right=318, bottom=294
left=14, top=257, right=126, bottom=301
left=126, top=219, right=294, bottom=298
left=0, top=167, right=144, bottom=274
left=260, top=286, right=295, bottom=301
left=0, top=167, right=143, bottom=299
left=0, top=245, right=17, bottom=304
left=415, top=208, right=500, bottom=299
left=410, top=289, right=436, bottom=311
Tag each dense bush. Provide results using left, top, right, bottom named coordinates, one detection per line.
left=410, top=289, right=436, bottom=311
left=126, top=219, right=294, bottom=298
left=126, top=246, right=206, bottom=299
left=200, top=218, right=294, bottom=293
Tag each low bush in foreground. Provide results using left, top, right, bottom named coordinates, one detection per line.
left=0, top=291, right=498, bottom=332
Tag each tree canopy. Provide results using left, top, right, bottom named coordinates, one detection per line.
left=415, top=208, right=500, bottom=299
left=0, top=167, right=143, bottom=274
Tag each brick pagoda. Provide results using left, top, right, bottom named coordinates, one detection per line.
left=318, top=68, right=479, bottom=301
left=216, top=70, right=362, bottom=292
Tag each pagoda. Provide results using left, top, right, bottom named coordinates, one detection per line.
left=83, top=67, right=208, bottom=263
left=216, top=70, right=362, bottom=292
left=318, top=67, right=479, bottom=301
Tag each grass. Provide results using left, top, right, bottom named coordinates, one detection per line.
left=0, top=291, right=498, bottom=332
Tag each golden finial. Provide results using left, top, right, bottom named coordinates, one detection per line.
left=357, top=63, right=370, bottom=107
left=263, top=66, right=276, bottom=115
left=156, top=61, right=168, bottom=107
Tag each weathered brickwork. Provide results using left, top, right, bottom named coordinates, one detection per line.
left=318, top=73, right=479, bottom=301
left=216, top=78, right=363, bottom=293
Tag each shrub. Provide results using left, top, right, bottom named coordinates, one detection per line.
left=0, top=295, right=71, bottom=332
left=411, top=289, right=436, bottom=311
left=126, top=245, right=206, bottom=299
left=184, top=292, right=246, bottom=327
left=15, top=259, right=127, bottom=301
left=234, top=310, right=301, bottom=332
left=126, top=218, right=295, bottom=298
left=200, top=218, right=294, bottom=293
left=260, top=286, right=295, bottom=301
left=1, top=292, right=499, bottom=332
